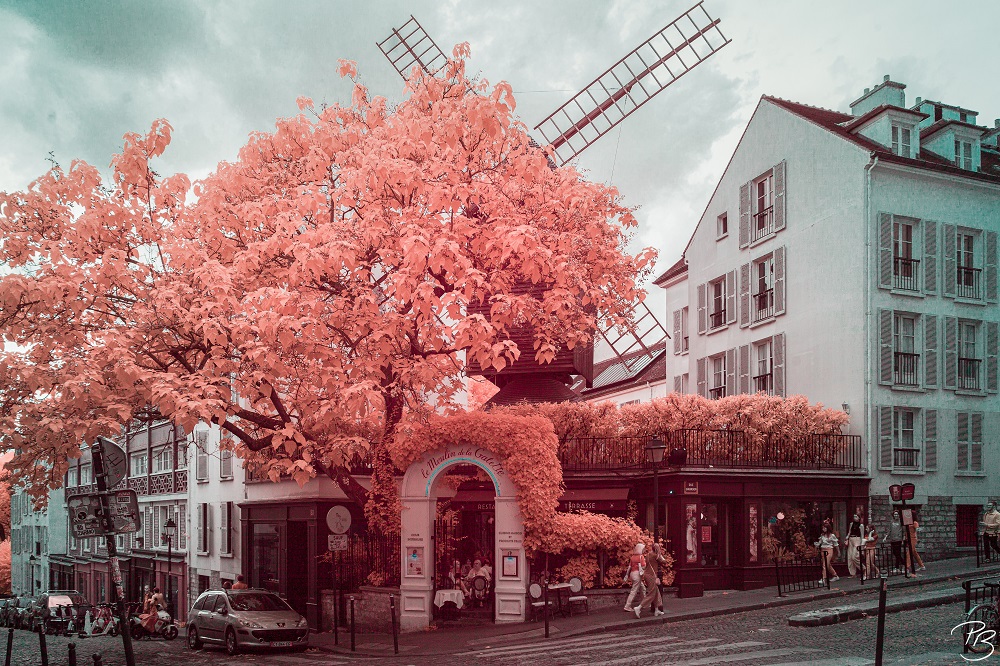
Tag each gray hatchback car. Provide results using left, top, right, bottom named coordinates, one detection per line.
left=186, top=589, right=309, bottom=655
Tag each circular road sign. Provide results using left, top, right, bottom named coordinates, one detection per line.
left=326, top=506, right=352, bottom=534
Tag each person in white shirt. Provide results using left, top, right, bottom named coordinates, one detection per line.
left=814, top=524, right=840, bottom=583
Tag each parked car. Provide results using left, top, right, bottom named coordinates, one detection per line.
left=32, top=591, right=87, bottom=634
left=11, top=597, right=36, bottom=630
left=186, top=589, right=309, bottom=655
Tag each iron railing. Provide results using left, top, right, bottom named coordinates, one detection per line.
left=962, top=576, right=1000, bottom=654
left=893, top=257, right=920, bottom=291
left=959, top=358, right=982, bottom=390
left=957, top=266, right=982, bottom=300
left=858, top=543, right=910, bottom=582
left=753, top=372, right=773, bottom=394
left=709, top=309, right=726, bottom=329
left=775, top=550, right=830, bottom=596
left=752, top=289, right=774, bottom=322
left=894, top=351, right=920, bottom=386
left=751, top=207, right=774, bottom=243
left=709, top=386, right=726, bottom=400
left=976, top=533, right=1000, bottom=568
left=893, top=447, right=920, bottom=468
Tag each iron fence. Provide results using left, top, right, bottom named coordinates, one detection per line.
left=977, top=533, right=1000, bottom=568
left=774, top=550, right=831, bottom=596
left=340, top=531, right=400, bottom=590
left=858, top=543, right=910, bottom=582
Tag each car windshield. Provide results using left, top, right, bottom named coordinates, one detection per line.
left=48, top=595, right=84, bottom=607
left=228, top=593, right=292, bottom=612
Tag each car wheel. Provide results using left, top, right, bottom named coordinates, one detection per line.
left=224, top=628, right=239, bottom=656
left=187, top=626, right=202, bottom=650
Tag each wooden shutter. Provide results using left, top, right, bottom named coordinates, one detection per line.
left=878, top=406, right=893, bottom=470
left=923, top=219, right=937, bottom=295
left=738, top=344, right=750, bottom=394
left=197, top=503, right=205, bottom=553
left=957, top=412, right=970, bottom=471
left=971, top=412, right=984, bottom=472
left=726, top=270, right=737, bottom=325
left=672, top=310, right=682, bottom=354
left=221, top=449, right=233, bottom=478
left=878, top=213, right=893, bottom=289
left=944, top=316, right=958, bottom=389
left=673, top=375, right=683, bottom=393
left=179, top=505, right=187, bottom=550
left=145, top=507, right=153, bottom=547
left=196, top=431, right=208, bottom=481
left=739, top=182, right=751, bottom=248
left=924, top=315, right=938, bottom=388
left=943, top=223, right=957, bottom=298
left=774, top=246, right=786, bottom=316
left=986, top=230, right=998, bottom=303
left=739, top=262, right=751, bottom=328
left=986, top=321, right=999, bottom=393
left=221, top=502, right=231, bottom=554
left=773, top=160, right=787, bottom=232
left=153, top=506, right=161, bottom=548
left=878, top=309, right=893, bottom=385
left=697, top=283, right=707, bottom=334
left=773, top=333, right=786, bottom=397
left=923, top=409, right=937, bottom=472
left=696, top=357, right=707, bottom=397
left=725, top=347, right=737, bottom=396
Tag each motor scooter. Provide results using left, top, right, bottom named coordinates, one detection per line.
left=130, top=609, right=179, bottom=640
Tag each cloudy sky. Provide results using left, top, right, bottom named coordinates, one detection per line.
left=2, top=0, right=999, bottom=279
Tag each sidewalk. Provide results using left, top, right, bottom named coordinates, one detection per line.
left=310, top=557, right=1000, bottom=658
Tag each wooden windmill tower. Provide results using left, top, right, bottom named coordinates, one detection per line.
left=378, top=4, right=730, bottom=404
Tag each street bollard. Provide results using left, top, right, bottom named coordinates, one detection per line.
left=543, top=578, right=550, bottom=639
left=349, top=596, right=356, bottom=653
left=92, top=654, right=102, bottom=666
left=4, top=627, right=12, bottom=666
left=68, top=643, right=77, bottom=666
left=823, top=550, right=831, bottom=590
left=859, top=545, right=866, bottom=584
left=38, top=626, right=49, bottom=666
left=874, top=577, right=887, bottom=666
left=389, top=594, right=398, bottom=655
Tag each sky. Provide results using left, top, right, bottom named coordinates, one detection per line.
left=2, top=0, right=999, bottom=283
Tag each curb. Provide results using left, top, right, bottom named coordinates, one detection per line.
left=787, top=590, right=966, bottom=627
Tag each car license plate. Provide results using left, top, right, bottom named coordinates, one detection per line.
left=270, top=641, right=293, bottom=647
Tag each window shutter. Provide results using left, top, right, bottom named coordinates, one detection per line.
left=738, top=344, right=750, bottom=394
left=970, top=412, right=983, bottom=472
left=206, top=503, right=212, bottom=553
left=773, top=333, right=786, bottom=397
left=986, top=321, right=999, bottom=393
left=878, top=406, right=893, bottom=470
left=957, top=412, right=970, bottom=471
left=944, top=316, right=958, bottom=390
left=774, top=246, right=786, bottom=316
left=726, top=270, right=737, bottom=325
left=145, top=507, right=153, bottom=547
left=923, top=219, right=937, bottom=295
left=196, top=431, right=209, bottom=481
left=923, top=409, right=937, bottom=471
left=672, top=310, right=682, bottom=354
left=878, top=309, right=893, bottom=385
left=673, top=375, right=683, bottom=393
left=986, top=230, right=998, bottom=303
left=924, top=315, right=938, bottom=388
left=179, top=505, right=187, bottom=550
left=739, top=262, right=751, bottom=328
left=878, top=213, right=893, bottom=290
left=153, top=507, right=161, bottom=548
left=221, top=449, right=233, bottom=478
left=696, top=357, right=707, bottom=397
left=943, top=223, right=957, bottom=298
left=739, top=182, right=750, bottom=248
left=772, top=160, right=786, bottom=232
left=197, top=503, right=204, bottom=553
left=221, top=502, right=230, bottom=554
left=697, top=283, right=707, bottom=334
left=725, top=347, right=737, bottom=396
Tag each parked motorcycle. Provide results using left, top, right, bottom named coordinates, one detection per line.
left=130, top=609, right=178, bottom=640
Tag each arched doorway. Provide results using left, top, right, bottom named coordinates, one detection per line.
left=399, top=445, right=526, bottom=631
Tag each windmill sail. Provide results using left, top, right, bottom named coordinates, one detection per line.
left=534, top=1, right=730, bottom=166
left=377, top=15, right=448, bottom=79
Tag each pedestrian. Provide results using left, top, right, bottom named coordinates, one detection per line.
left=222, top=580, right=232, bottom=590
left=845, top=512, right=864, bottom=578
left=814, top=524, right=839, bottom=583
left=983, top=502, right=1000, bottom=559
left=887, top=509, right=905, bottom=572
left=905, top=518, right=926, bottom=571
left=623, top=543, right=646, bottom=614
left=232, top=574, right=249, bottom=590
left=636, top=543, right=667, bottom=618
left=863, top=525, right=880, bottom=578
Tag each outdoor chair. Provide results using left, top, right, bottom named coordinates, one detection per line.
left=567, top=577, right=589, bottom=615
left=527, top=583, right=554, bottom=622
left=471, top=575, right=490, bottom=607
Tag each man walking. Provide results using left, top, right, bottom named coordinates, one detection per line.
left=623, top=543, right=646, bottom=615
left=983, top=502, right=1000, bottom=559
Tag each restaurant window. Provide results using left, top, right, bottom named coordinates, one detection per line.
left=251, top=523, right=281, bottom=593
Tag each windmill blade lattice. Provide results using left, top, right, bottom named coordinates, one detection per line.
left=377, top=15, right=449, bottom=79
left=597, top=297, right=670, bottom=375
left=534, top=1, right=730, bottom=166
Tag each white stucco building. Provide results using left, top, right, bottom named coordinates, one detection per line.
left=660, top=75, right=1000, bottom=557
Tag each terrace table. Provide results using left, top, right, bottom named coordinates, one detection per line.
left=547, top=582, right=573, bottom=616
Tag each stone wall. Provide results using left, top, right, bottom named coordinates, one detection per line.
left=868, top=494, right=1000, bottom=561
left=320, top=586, right=400, bottom=633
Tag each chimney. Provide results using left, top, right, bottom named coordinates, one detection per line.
left=995, top=119, right=1000, bottom=128
left=850, top=76, right=907, bottom=116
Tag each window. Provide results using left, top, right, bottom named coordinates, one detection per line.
left=892, top=408, right=918, bottom=468
left=710, top=355, right=726, bottom=399
left=158, top=506, right=173, bottom=547
left=751, top=173, right=774, bottom=242
left=956, top=412, right=984, bottom=473
left=680, top=307, right=689, bottom=352
left=67, top=467, right=78, bottom=487
left=79, top=464, right=91, bottom=486
left=891, top=124, right=911, bottom=157
left=892, top=219, right=919, bottom=291
left=176, top=442, right=187, bottom=470
left=197, top=503, right=210, bottom=553
left=753, top=340, right=773, bottom=394
left=130, top=453, right=147, bottom=477
left=83, top=537, right=92, bottom=553
left=152, top=448, right=172, bottom=474
left=752, top=256, right=775, bottom=322
left=716, top=213, right=728, bottom=239
left=957, top=232, right=981, bottom=299
left=681, top=373, right=689, bottom=394
left=195, top=431, right=209, bottom=482
left=709, top=279, right=726, bottom=329
left=220, top=444, right=233, bottom=480
left=221, top=501, right=234, bottom=555
left=954, top=139, right=973, bottom=170
left=958, top=321, right=980, bottom=390
left=893, top=314, right=919, bottom=386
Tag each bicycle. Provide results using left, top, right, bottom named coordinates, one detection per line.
left=958, top=581, right=1000, bottom=656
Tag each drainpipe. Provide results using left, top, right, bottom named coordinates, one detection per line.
left=864, top=152, right=879, bottom=479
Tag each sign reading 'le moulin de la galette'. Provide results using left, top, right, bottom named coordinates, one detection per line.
left=420, top=446, right=505, bottom=480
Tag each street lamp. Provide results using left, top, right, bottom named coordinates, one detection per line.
left=645, top=436, right=667, bottom=543
left=164, top=518, right=177, bottom=618
left=28, top=554, right=36, bottom=594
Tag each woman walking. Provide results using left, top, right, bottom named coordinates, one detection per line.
left=623, top=543, right=646, bottom=614
left=887, top=510, right=905, bottom=572
left=636, top=543, right=667, bottom=618
left=845, top=513, right=865, bottom=578
left=815, top=524, right=839, bottom=583
left=863, top=525, right=880, bottom=578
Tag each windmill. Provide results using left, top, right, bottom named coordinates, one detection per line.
left=378, top=4, right=730, bottom=401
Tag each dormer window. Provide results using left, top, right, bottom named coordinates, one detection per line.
left=891, top=124, right=912, bottom=157
left=955, top=139, right=973, bottom=170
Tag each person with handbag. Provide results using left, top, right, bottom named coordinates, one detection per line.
left=814, top=524, right=839, bottom=583
left=623, top=543, right=646, bottom=616
left=636, top=543, right=667, bottom=618
left=844, top=513, right=865, bottom=577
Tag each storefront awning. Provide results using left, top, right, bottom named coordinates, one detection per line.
left=559, top=487, right=630, bottom=513
left=447, top=489, right=496, bottom=511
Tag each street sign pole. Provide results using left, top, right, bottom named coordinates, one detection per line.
left=93, top=438, right=136, bottom=666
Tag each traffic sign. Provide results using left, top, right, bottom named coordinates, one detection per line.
left=97, top=438, right=128, bottom=488
left=68, top=490, right=142, bottom=538
left=327, top=534, right=348, bottom=552
left=326, top=506, right=352, bottom=534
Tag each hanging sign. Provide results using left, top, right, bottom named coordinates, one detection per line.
left=68, top=490, right=141, bottom=537
left=683, top=481, right=699, bottom=495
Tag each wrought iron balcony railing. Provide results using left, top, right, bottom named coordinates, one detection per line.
left=709, top=309, right=726, bottom=329
left=752, top=288, right=774, bottom=322
left=957, top=266, right=982, bottom=300
left=893, top=351, right=920, bottom=387
left=893, top=257, right=920, bottom=291
left=753, top=372, right=773, bottom=394
left=751, top=206, right=774, bottom=242
left=893, top=447, right=920, bottom=468
left=709, top=385, right=726, bottom=400
left=959, top=357, right=981, bottom=390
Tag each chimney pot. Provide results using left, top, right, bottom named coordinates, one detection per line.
left=864, top=87, right=870, bottom=95
left=884, top=74, right=890, bottom=82
left=916, top=97, right=922, bottom=105
left=995, top=119, right=1000, bottom=128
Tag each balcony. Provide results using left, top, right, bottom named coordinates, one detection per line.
left=709, top=385, right=726, bottom=400
left=751, top=207, right=774, bottom=242
left=959, top=357, right=981, bottom=390
left=957, top=266, right=982, bottom=300
left=709, top=309, right=726, bottom=329
left=893, top=447, right=920, bottom=469
left=557, top=431, right=864, bottom=473
left=753, top=372, right=773, bottom=394
left=752, top=289, right=774, bottom=322
left=893, top=257, right=920, bottom=291
left=893, top=351, right=920, bottom=387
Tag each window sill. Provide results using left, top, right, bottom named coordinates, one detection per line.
left=890, top=384, right=924, bottom=393
left=889, top=288, right=924, bottom=299
left=220, top=552, right=235, bottom=559
left=196, top=478, right=209, bottom=484
left=748, top=232, right=777, bottom=249
left=706, top=324, right=729, bottom=336
left=889, top=469, right=925, bottom=476
left=219, top=476, right=234, bottom=482
left=749, top=316, right=775, bottom=329
left=716, top=232, right=729, bottom=242
left=197, top=551, right=210, bottom=557
left=955, top=471, right=987, bottom=478
left=955, top=389, right=986, bottom=397
left=954, top=297, right=987, bottom=307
